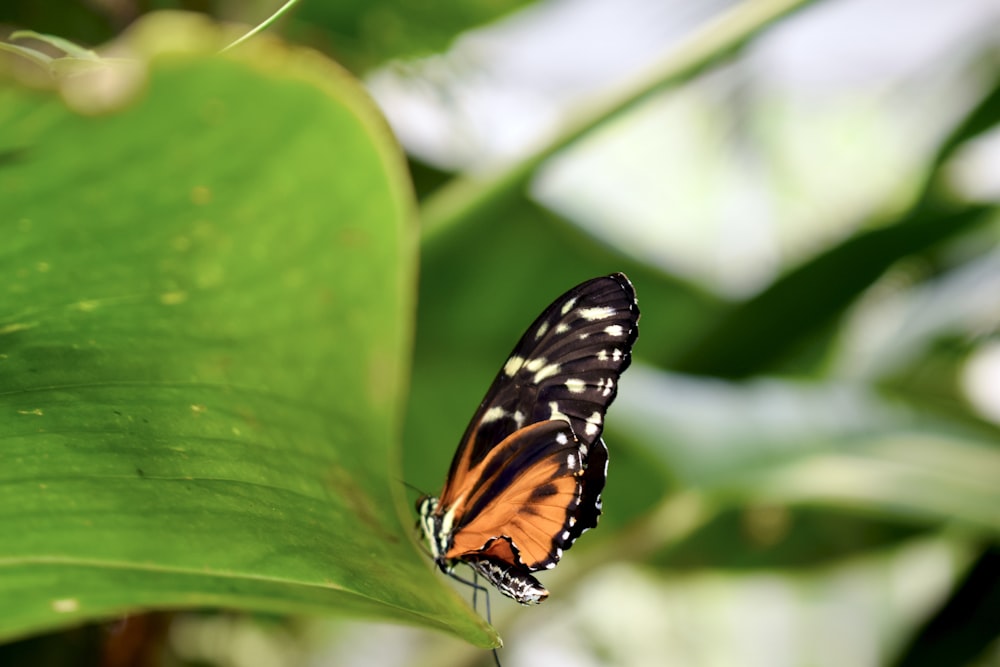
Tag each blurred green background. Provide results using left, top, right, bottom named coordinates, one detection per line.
left=2, top=0, right=999, bottom=666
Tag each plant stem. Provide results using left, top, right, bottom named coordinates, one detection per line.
left=419, top=0, right=818, bottom=241
left=221, top=0, right=301, bottom=53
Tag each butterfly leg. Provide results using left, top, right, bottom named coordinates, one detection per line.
left=445, top=569, right=502, bottom=667
left=472, top=569, right=479, bottom=613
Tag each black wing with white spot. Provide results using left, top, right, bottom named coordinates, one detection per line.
left=437, top=273, right=638, bottom=514
left=423, top=273, right=639, bottom=602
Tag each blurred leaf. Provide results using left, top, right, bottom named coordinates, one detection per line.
left=656, top=506, right=929, bottom=570
left=832, top=247, right=1000, bottom=384
left=0, top=1, right=113, bottom=48
left=0, top=41, right=52, bottom=67
left=672, top=203, right=994, bottom=377
left=922, top=65, right=1000, bottom=198
left=0, top=12, right=495, bottom=648
left=419, top=0, right=818, bottom=241
left=671, top=62, right=1000, bottom=379
left=9, top=30, right=100, bottom=59
left=614, top=367, right=1000, bottom=563
left=292, top=0, right=538, bottom=72
left=891, top=545, right=1000, bottom=667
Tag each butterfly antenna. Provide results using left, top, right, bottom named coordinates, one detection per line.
left=398, top=478, right=429, bottom=498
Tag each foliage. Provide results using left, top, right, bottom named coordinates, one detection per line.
left=1, top=1, right=998, bottom=666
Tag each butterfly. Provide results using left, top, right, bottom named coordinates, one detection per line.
left=418, top=273, right=639, bottom=605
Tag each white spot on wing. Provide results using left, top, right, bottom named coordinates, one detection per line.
left=604, top=324, right=624, bottom=336
left=535, top=321, right=549, bottom=339
left=567, top=453, right=577, bottom=468
left=525, top=357, right=546, bottom=372
left=549, top=402, right=570, bottom=424
left=513, top=410, right=525, bottom=427
left=556, top=432, right=569, bottom=445
left=564, top=378, right=586, bottom=393
left=597, top=349, right=608, bottom=361
left=481, top=406, right=508, bottom=423
left=534, top=362, right=561, bottom=383
left=612, top=348, right=623, bottom=361
left=579, top=306, right=615, bottom=321
left=504, top=355, right=525, bottom=376
left=561, top=297, right=578, bottom=316
left=555, top=322, right=570, bottom=334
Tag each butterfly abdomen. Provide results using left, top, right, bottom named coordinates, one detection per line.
left=468, top=552, right=549, bottom=605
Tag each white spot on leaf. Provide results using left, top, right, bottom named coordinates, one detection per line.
left=52, top=598, right=79, bottom=613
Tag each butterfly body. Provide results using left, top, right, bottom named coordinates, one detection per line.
left=419, top=274, right=638, bottom=605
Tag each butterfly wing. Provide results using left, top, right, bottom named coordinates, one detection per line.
left=432, top=273, right=637, bottom=575
left=442, top=419, right=606, bottom=570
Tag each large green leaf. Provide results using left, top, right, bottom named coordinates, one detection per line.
left=0, top=13, right=494, bottom=648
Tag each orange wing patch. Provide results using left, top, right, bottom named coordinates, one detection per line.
left=445, top=420, right=583, bottom=569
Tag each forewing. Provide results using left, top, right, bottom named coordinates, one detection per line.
left=437, top=273, right=638, bottom=507
left=444, top=420, right=605, bottom=571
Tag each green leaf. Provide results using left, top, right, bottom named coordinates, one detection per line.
left=890, top=546, right=1000, bottom=667
left=614, top=367, right=1000, bottom=566
left=668, top=67, right=1000, bottom=379
left=292, top=0, right=539, bottom=71
left=0, top=12, right=494, bottom=648
left=9, top=30, right=100, bottom=59
left=671, top=203, right=994, bottom=377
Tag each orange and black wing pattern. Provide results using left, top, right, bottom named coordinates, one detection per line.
left=418, top=273, right=638, bottom=604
